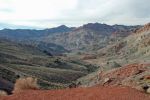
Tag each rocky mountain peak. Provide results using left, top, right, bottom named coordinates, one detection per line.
left=80, top=23, right=113, bottom=32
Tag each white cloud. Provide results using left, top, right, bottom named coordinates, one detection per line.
left=0, top=0, right=150, bottom=28
left=0, top=0, right=78, bottom=20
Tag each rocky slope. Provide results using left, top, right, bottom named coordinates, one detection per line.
left=87, top=22, right=150, bottom=70
left=99, top=63, right=150, bottom=90
left=75, top=23, right=150, bottom=87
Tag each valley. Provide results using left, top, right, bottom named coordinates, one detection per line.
left=0, top=39, right=99, bottom=90
left=0, top=22, right=150, bottom=100
left=0, top=0, right=150, bottom=99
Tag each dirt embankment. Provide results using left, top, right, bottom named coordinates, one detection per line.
left=0, top=86, right=150, bottom=100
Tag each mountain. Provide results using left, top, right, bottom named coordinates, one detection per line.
left=0, top=23, right=140, bottom=52
left=90, top=23, right=150, bottom=70
left=0, top=25, right=73, bottom=41
left=100, top=23, right=150, bottom=58
left=0, top=25, right=74, bottom=55
left=66, top=23, right=150, bottom=90
left=44, top=23, right=140, bottom=52
left=0, top=22, right=150, bottom=99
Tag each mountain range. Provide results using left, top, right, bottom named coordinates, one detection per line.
left=0, top=25, right=73, bottom=41
left=0, top=22, right=149, bottom=92
left=0, top=23, right=141, bottom=52
left=45, top=23, right=141, bottom=51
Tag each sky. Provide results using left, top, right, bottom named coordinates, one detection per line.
left=0, top=0, right=150, bottom=29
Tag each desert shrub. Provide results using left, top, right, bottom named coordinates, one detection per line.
left=146, top=88, right=150, bottom=94
left=13, top=77, right=39, bottom=93
left=0, top=90, right=8, bottom=96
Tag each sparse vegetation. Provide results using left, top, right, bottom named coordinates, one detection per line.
left=0, top=90, right=8, bottom=96
left=13, top=77, right=39, bottom=93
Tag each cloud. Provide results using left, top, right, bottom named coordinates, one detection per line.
left=0, top=0, right=150, bottom=29
left=0, top=22, right=40, bottom=29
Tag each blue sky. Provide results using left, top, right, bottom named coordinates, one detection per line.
left=0, top=0, right=150, bottom=29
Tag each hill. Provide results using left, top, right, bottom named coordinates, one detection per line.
left=0, top=39, right=99, bottom=90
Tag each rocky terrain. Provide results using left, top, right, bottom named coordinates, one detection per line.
left=82, top=23, right=150, bottom=71
left=45, top=23, right=140, bottom=51
left=75, top=23, right=150, bottom=89
left=0, top=22, right=149, bottom=100
left=99, top=63, right=150, bottom=90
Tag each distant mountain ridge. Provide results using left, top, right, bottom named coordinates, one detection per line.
left=45, top=23, right=141, bottom=51
left=0, top=23, right=141, bottom=52
left=0, top=25, right=73, bottom=41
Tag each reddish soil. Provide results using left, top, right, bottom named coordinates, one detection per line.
left=100, top=63, right=150, bottom=86
left=0, top=86, right=150, bottom=100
